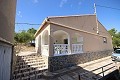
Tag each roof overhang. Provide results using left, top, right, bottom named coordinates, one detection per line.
left=34, top=18, right=49, bottom=37
left=0, top=37, right=13, bottom=45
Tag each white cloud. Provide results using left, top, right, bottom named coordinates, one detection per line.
left=59, top=0, right=67, bottom=7
left=17, top=11, right=22, bottom=18
left=33, top=0, right=38, bottom=3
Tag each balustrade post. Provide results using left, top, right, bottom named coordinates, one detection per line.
left=102, top=67, right=104, bottom=77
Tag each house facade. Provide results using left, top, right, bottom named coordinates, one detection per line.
left=35, top=14, right=113, bottom=71
left=0, top=0, right=16, bottom=79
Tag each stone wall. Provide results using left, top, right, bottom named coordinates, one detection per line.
left=48, top=50, right=113, bottom=72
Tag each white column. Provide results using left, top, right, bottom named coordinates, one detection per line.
left=68, top=34, right=72, bottom=54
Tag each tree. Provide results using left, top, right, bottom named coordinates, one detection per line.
left=14, top=28, right=37, bottom=43
left=14, top=28, right=37, bottom=52
left=108, top=28, right=117, bottom=37
left=27, top=28, right=37, bottom=42
left=14, top=30, right=31, bottom=43
left=27, top=28, right=37, bottom=34
left=108, top=28, right=120, bottom=48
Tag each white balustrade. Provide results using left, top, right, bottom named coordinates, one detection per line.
left=54, top=44, right=69, bottom=56
left=72, top=44, right=83, bottom=53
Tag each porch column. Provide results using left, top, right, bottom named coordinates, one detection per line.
left=49, top=31, right=54, bottom=56
left=38, top=35, right=41, bottom=54
left=69, top=34, right=72, bottom=54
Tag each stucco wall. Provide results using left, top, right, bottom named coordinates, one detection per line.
left=50, top=24, right=113, bottom=56
left=0, top=0, right=16, bottom=43
left=35, top=24, right=50, bottom=56
left=49, top=15, right=111, bottom=38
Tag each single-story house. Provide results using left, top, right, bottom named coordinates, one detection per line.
left=34, top=14, right=113, bottom=71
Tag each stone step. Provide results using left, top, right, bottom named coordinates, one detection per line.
left=15, top=64, right=46, bottom=70
left=14, top=64, right=46, bottom=72
left=13, top=69, right=46, bottom=79
left=17, top=58, right=43, bottom=62
left=16, top=59, right=44, bottom=64
left=13, top=55, right=47, bottom=80
left=15, top=61, right=45, bottom=67
left=17, top=59, right=43, bottom=64
left=22, top=56, right=42, bottom=59
left=31, top=65, right=46, bottom=69
left=20, top=55, right=42, bottom=59
left=17, top=56, right=42, bottom=60
left=27, top=62, right=45, bottom=66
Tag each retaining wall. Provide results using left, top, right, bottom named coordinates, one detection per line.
left=48, top=50, right=113, bottom=72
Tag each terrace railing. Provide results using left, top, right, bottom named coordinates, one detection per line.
left=54, top=44, right=69, bottom=56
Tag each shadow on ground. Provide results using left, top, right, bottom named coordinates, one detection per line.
left=12, top=55, right=120, bottom=80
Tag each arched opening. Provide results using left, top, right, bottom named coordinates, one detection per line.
left=53, top=30, right=70, bottom=56
left=41, top=30, right=49, bottom=56
left=42, top=30, right=49, bottom=45
left=71, top=33, right=83, bottom=53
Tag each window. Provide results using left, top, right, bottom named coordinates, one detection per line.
left=103, top=37, right=107, bottom=43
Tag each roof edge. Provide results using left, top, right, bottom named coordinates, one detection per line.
left=34, top=14, right=96, bottom=37
left=48, top=14, right=95, bottom=19
left=0, top=37, right=13, bottom=45
left=34, top=18, right=48, bottom=37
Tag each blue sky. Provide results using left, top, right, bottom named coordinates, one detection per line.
left=15, top=0, right=120, bottom=32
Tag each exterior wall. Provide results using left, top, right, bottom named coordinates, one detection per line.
left=0, top=0, right=16, bottom=43
left=0, top=0, right=16, bottom=80
left=35, top=24, right=51, bottom=56
left=49, top=15, right=112, bottom=39
left=49, top=15, right=97, bottom=34
left=50, top=24, right=113, bottom=54
left=48, top=50, right=113, bottom=72
left=48, top=20, right=113, bottom=71
left=0, top=42, right=12, bottom=80
left=35, top=35, right=41, bottom=53
left=36, top=15, right=113, bottom=72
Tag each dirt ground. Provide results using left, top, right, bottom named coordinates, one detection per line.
left=14, top=44, right=35, bottom=53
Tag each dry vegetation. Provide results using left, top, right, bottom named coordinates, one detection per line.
left=14, top=43, right=35, bottom=53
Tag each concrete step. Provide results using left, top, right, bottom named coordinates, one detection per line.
left=15, top=61, right=45, bottom=68
left=17, top=58, right=43, bottom=62
left=16, top=59, right=44, bottom=65
left=14, top=64, right=46, bottom=72
left=13, top=54, right=47, bottom=80
left=13, top=69, right=46, bottom=79
left=20, top=55, right=42, bottom=59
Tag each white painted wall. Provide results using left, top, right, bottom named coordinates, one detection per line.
left=35, top=24, right=50, bottom=56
